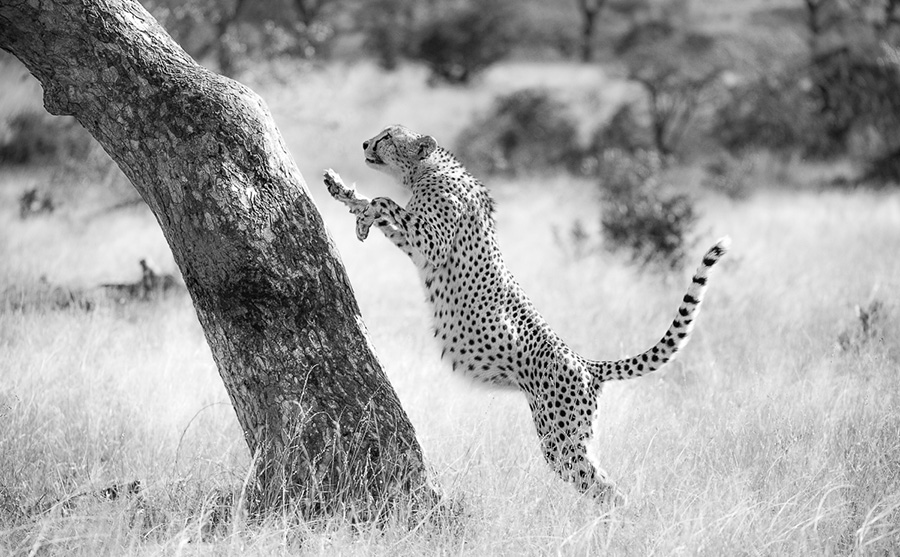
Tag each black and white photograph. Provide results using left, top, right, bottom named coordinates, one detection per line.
left=1, top=0, right=898, bottom=554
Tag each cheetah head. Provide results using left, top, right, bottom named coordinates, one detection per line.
left=363, top=125, right=437, bottom=180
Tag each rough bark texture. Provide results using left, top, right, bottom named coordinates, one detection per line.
left=0, top=0, right=429, bottom=516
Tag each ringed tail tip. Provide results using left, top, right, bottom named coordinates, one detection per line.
left=714, top=236, right=732, bottom=253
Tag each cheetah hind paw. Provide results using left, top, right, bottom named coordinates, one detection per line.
left=592, top=483, right=627, bottom=509
left=323, top=169, right=368, bottom=214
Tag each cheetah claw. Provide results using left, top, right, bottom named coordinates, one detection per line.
left=323, top=169, right=369, bottom=215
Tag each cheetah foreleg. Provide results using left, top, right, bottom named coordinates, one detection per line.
left=323, top=170, right=421, bottom=260
left=322, top=170, right=450, bottom=265
left=322, top=169, right=404, bottom=242
left=355, top=196, right=417, bottom=240
left=323, top=169, right=370, bottom=216
left=361, top=198, right=452, bottom=267
left=322, top=169, right=392, bottom=242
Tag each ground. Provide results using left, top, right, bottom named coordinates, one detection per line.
left=0, top=60, right=899, bottom=555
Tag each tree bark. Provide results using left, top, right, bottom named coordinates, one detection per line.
left=0, top=0, right=430, bottom=517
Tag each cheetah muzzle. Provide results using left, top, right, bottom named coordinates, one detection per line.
left=324, top=124, right=730, bottom=507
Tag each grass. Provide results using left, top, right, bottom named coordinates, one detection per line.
left=1, top=58, right=900, bottom=555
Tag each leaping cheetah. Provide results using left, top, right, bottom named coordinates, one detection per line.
left=324, top=125, right=729, bottom=505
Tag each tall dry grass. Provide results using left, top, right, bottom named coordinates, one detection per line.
left=1, top=61, right=899, bottom=555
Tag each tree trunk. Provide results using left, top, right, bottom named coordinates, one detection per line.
left=0, top=0, right=431, bottom=517
left=577, top=0, right=603, bottom=63
left=804, top=0, right=823, bottom=51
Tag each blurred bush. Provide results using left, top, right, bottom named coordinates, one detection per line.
left=711, top=73, right=837, bottom=158
left=861, top=147, right=900, bottom=186
left=18, top=188, right=56, bottom=220
left=616, top=20, right=727, bottom=158
left=1, top=278, right=95, bottom=313
left=711, top=6, right=900, bottom=186
left=0, top=112, right=93, bottom=165
left=360, top=0, right=419, bottom=71
left=411, top=0, right=516, bottom=85
left=810, top=42, right=900, bottom=185
left=590, top=104, right=655, bottom=156
left=582, top=103, right=655, bottom=174
left=454, top=89, right=581, bottom=176
left=360, top=0, right=587, bottom=69
left=597, top=149, right=697, bottom=271
left=0, top=107, right=137, bottom=208
left=837, top=299, right=887, bottom=354
left=702, top=151, right=753, bottom=200
left=144, top=0, right=342, bottom=75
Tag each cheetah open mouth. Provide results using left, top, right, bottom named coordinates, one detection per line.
left=365, top=154, right=384, bottom=165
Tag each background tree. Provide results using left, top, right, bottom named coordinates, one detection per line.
left=799, top=0, right=900, bottom=180
left=576, top=0, right=607, bottom=62
left=412, top=0, right=517, bottom=84
left=0, top=0, right=432, bottom=517
left=287, top=0, right=343, bottom=57
left=616, top=21, right=725, bottom=157
left=803, top=0, right=827, bottom=48
left=454, top=89, right=581, bottom=175
left=144, top=0, right=248, bottom=75
left=292, top=0, right=339, bottom=27
left=361, top=0, right=420, bottom=71
left=142, top=0, right=342, bottom=72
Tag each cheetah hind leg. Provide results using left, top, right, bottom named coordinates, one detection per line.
left=527, top=396, right=626, bottom=508
left=565, top=431, right=627, bottom=508
left=583, top=417, right=628, bottom=507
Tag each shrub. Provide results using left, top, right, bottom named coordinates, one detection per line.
left=552, top=219, right=593, bottom=261
left=617, top=22, right=726, bottom=157
left=597, top=150, right=697, bottom=271
left=582, top=103, right=656, bottom=174
left=1, top=278, right=94, bottom=313
left=809, top=43, right=900, bottom=152
left=590, top=104, right=655, bottom=155
left=360, top=0, right=419, bottom=71
left=0, top=112, right=93, bottom=165
left=454, top=89, right=581, bottom=176
left=702, top=151, right=753, bottom=200
left=18, top=188, right=55, bottom=219
left=837, top=300, right=887, bottom=353
left=861, top=147, right=900, bottom=187
left=411, top=0, right=516, bottom=85
left=714, top=39, right=900, bottom=166
left=711, top=72, right=837, bottom=158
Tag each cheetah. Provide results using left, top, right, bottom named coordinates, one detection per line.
left=323, top=125, right=729, bottom=505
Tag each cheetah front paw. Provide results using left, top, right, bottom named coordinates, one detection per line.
left=323, top=169, right=368, bottom=214
left=355, top=204, right=379, bottom=241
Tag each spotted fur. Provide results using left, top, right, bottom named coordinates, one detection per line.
left=324, top=124, right=730, bottom=505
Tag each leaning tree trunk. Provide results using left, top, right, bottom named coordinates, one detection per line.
left=0, top=0, right=431, bottom=516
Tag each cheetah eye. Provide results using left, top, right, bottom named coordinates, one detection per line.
left=372, top=134, right=391, bottom=153
left=366, top=133, right=392, bottom=166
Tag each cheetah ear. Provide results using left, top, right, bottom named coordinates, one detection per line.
left=416, top=136, right=437, bottom=160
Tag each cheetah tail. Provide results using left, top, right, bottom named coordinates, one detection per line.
left=590, top=236, right=731, bottom=382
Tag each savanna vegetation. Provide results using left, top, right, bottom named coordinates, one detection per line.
left=1, top=0, right=899, bottom=554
